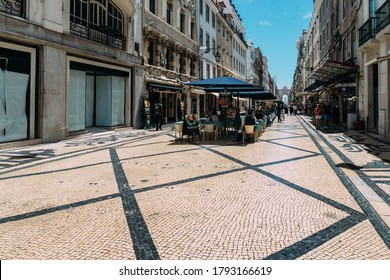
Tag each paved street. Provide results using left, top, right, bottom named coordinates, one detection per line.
left=0, top=115, right=389, bottom=260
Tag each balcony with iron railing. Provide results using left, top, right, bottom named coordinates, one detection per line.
left=358, top=17, right=376, bottom=46
left=375, top=0, right=390, bottom=33
left=70, top=16, right=126, bottom=51
left=359, top=0, right=390, bottom=46
left=0, top=0, right=26, bottom=18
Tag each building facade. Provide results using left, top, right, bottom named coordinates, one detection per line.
left=142, top=0, right=198, bottom=124
left=291, top=30, right=309, bottom=104
left=223, top=0, right=247, bottom=81
left=246, top=40, right=256, bottom=84
left=254, top=47, right=263, bottom=87
left=358, top=0, right=390, bottom=136
left=296, top=0, right=390, bottom=136
left=0, top=0, right=144, bottom=149
left=197, top=0, right=220, bottom=117
left=1, top=0, right=279, bottom=147
left=198, top=0, right=219, bottom=80
left=296, top=0, right=361, bottom=129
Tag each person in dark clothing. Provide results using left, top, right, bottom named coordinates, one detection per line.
left=244, top=110, right=256, bottom=125
left=256, top=110, right=266, bottom=121
left=277, top=104, right=283, bottom=122
left=154, top=100, right=163, bottom=130
left=323, top=103, right=331, bottom=129
left=243, top=110, right=256, bottom=143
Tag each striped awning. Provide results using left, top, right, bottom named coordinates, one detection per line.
left=308, top=60, right=358, bottom=82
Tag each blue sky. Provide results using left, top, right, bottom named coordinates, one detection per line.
left=233, top=0, right=313, bottom=89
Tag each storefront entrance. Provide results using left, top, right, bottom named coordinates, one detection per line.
left=148, top=83, right=181, bottom=123
left=69, top=62, right=128, bottom=132
left=0, top=44, right=36, bottom=143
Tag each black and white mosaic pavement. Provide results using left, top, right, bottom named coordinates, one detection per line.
left=0, top=117, right=389, bottom=260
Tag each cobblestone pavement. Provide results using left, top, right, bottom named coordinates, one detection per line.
left=0, top=115, right=389, bottom=260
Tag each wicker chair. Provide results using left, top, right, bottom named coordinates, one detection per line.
left=203, top=123, right=217, bottom=140
left=242, top=125, right=257, bottom=143
left=175, top=123, right=183, bottom=141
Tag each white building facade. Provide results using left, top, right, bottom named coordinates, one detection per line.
left=198, top=0, right=219, bottom=80
left=246, top=40, right=257, bottom=83
left=222, top=0, right=247, bottom=81
left=358, top=0, right=390, bottom=136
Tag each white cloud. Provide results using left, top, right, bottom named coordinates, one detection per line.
left=303, top=12, right=312, bottom=19
left=259, top=21, right=272, bottom=27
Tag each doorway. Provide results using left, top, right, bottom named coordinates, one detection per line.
left=69, top=63, right=127, bottom=132
left=368, top=63, right=379, bottom=133
left=0, top=45, right=35, bottom=143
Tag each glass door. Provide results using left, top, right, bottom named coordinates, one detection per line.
left=69, top=69, right=86, bottom=132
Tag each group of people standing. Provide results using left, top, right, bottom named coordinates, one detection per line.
left=314, top=103, right=332, bottom=130
left=284, top=102, right=332, bottom=131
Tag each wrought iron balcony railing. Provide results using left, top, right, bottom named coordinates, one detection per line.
left=359, top=0, right=390, bottom=46
left=0, top=0, right=26, bottom=18
left=70, top=17, right=126, bottom=51
left=358, top=17, right=376, bottom=46
left=375, top=0, right=390, bottom=33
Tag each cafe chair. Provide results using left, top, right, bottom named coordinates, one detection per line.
left=175, top=123, right=183, bottom=142
left=242, top=125, right=257, bottom=143
left=203, top=123, right=217, bottom=140
left=215, top=121, right=223, bottom=139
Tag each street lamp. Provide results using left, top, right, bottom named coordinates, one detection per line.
left=199, top=46, right=221, bottom=62
left=197, top=46, right=221, bottom=79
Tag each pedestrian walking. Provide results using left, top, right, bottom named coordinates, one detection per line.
left=293, top=104, right=298, bottom=115
left=154, top=100, right=163, bottom=130
left=265, top=107, right=272, bottom=127
left=233, top=108, right=242, bottom=131
left=314, top=103, right=322, bottom=130
left=323, top=103, right=331, bottom=129
left=277, top=104, right=282, bottom=122
left=307, top=103, right=312, bottom=117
